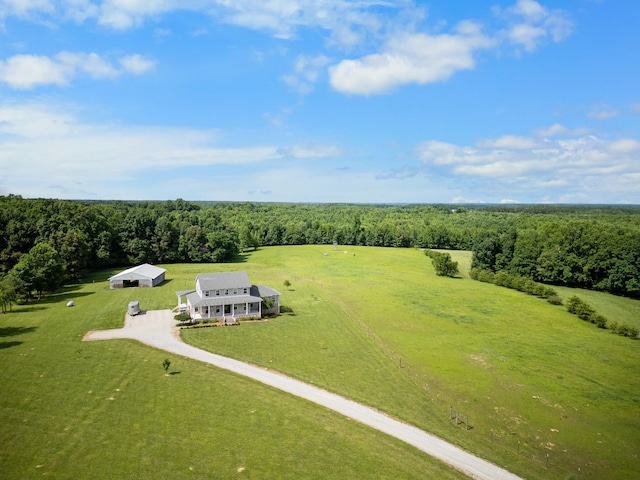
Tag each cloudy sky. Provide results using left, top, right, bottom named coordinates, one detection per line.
left=0, top=0, right=638, bottom=203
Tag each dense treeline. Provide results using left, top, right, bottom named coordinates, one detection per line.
left=471, top=221, right=640, bottom=297
left=1, top=195, right=640, bottom=299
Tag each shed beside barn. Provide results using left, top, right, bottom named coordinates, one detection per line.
left=109, top=264, right=166, bottom=289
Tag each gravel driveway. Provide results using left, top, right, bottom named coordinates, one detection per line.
left=84, top=310, right=522, bottom=480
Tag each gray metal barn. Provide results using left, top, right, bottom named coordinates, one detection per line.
left=109, top=264, right=166, bottom=289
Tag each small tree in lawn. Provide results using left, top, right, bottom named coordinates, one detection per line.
left=283, top=279, right=291, bottom=290
left=162, top=359, right=171, bottom=374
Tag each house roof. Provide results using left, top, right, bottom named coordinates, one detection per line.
left=196, top=271, right=251, bottom=291
left=186, top=291, right=262, bottom=307
left=176, top=289, right=196, bottom=297
left=252, top=285, right=281, bottom=297
left=109, top=263, right=166, bottom=281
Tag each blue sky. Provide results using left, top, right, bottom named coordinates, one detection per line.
left=0, top=0, right=638, bottom=203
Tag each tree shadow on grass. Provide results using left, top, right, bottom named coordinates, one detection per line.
left=0, top=326, right=38, bottom=337
left=0, top=341, right=23, bottom=350
left=280, top=305, right=296, bottom=316
left=232, top=252, right=251, bottom=263
left=169, top=371, right=181, bottom=375
left=38, top=291, right=95, bottom=305
left=11, top=306, right=47, bottom=314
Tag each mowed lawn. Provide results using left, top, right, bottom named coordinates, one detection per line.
left=0, top=269, right=467, bottom=479
left=181, top=246, right=640, bottom=480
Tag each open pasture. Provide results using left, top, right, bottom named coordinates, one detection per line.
left=183, top=246, right=640, bottom=480
left=0, top=268, right=466, bottom=479
left=1, top=246, right=638, bottom=479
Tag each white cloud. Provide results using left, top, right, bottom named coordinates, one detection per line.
left=0, top=102, right=341, bottom=199
left=0, top=0, right=406, bottom=52
left=214, top=0, right=391, bottom=44
left=0, top=51, right=155, bottom=89
left=0, top=0, right=396, bottom=43
left=278, top=144, right=342, bottom=159
left=329, top=1, right=574, bottom=96
left=62, top=0, right=99, bottom=22
left=375, top=165, right=421, bottom=180
left=498, top=0, right=572, bottom=52
left=507, top=23, right=547, bottom=52
left=609, top=138, right=640, bottom=154
left=0, top=0, right=54, bottom=19
left=535, top=123, right=567, bottom=137
left=416, top=133, right=640, bottom=202
left=588, top=107, right=620, bottom=120
left=0, top=1, right=574, bottom=97
left=57, top=51, right=119, bottom=78
left=96, top=0, right=187, bottom=29
left=0, top=54, right=70, bottom=89
left=534, top=123, right=591, bottom=138
left=119, top=54, right=157, bottom=74
left=329, top=22, right=494, bottom=95
left=511, top=0, right=546, bottom=20
left=479, top=135, right=538, bottom=149
left=283, top=54, right=330, bottom=95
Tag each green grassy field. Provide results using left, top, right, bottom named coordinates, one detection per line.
left=1, top=246, right=639, bottom=479
left=182, top=246, right=640, bottom=480
left=0, top=269, right=466, bottom=479
left=553, top=285, right=640, bottom=330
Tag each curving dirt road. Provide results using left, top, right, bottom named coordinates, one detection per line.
left=83, top=310, right=523, bottom=480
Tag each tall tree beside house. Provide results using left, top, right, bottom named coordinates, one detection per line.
left=9, top=243, right=65, bottom=300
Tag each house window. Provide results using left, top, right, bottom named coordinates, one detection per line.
left=243, top=288, right=248, bottom=294
left=225, top=289, right=229, bottom=295
left=233, top=288, right=238, bottom=295
left=215, top=290, right=220, bottom=296
left=204, top=291, right=210, bottom=297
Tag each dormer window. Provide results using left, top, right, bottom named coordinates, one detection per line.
left=233, top=288, right=238, bottom=295
left=204, top=291, right=210, bottom=297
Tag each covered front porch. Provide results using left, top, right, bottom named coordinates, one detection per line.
left=177, top=290, right=262, bottom=322
left=193, top=301, right=261, bottom=320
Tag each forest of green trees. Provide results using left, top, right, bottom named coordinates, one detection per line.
left=1, top=195, right=639, bottom=303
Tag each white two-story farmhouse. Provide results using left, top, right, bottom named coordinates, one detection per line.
left=176, top=271, right=280, bottom=324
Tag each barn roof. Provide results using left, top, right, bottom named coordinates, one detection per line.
left=109, top=263, right=166, bottom=281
